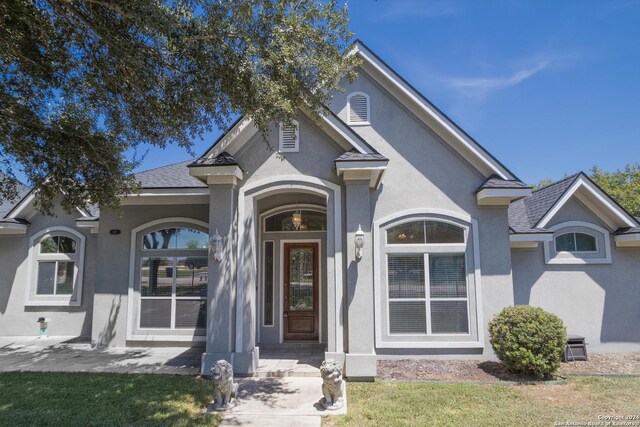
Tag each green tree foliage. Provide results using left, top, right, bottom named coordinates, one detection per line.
left=0, top=0, right=356, bottom=214
left=590, top=164, right=640, bottom=217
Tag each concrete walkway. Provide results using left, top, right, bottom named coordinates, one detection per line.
left=0, top=336, right=201, bottom=374
left=214, top=377, right=347, bottom=427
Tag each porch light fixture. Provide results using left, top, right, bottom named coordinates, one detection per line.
left=292, top=210, right=302, bottom=230
left=210, top=229, right=223, bottom=262
left=355, top=225, right=365, bottom=259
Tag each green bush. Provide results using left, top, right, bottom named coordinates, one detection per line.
left=489, top=305, right=567, bottom=379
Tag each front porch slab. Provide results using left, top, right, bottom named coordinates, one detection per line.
left=254, top=346, right=325, bottom=377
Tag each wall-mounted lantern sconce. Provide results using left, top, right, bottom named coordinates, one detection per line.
left=211, top=229, right=223, bottom=262
left=355, top=224, right=365, bottom=259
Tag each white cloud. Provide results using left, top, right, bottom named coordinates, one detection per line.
left=443, top=61, right=550, bottom=99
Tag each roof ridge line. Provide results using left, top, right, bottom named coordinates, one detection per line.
left=531, top=172, right=582, bottom=194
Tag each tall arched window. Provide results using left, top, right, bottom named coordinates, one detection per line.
left=26, top=227, right=86, bottom=306
left=375, top=213, right=481, bottom=348
left=385, top=220, right=469, bottom=335
left=138, top=227, right=208, bottom=330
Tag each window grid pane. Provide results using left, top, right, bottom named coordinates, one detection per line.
left=575, top=233, right=597, bottom=251
left=389, top=301, right=427, bottom=334
left=175, top=257, right=207, bottom=297
left=388, top=255, right=425, bottom=299
left=430, top=301, right=469, bottom=334
left=175, top=300, right=206, bottom=328
left=387, top=221, right=425, bottom=244
left=55, top=261, right=74, bottom=295
left=555, top=233, right=576, bottom=252
left=37, top=262, right=56, bottom=295
left=429, top=254, right=467, bottom=298
left=140, top=257, right=173, bottom=297
left=140, top=299, right=171, bottom=328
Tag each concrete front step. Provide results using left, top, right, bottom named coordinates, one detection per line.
left=253, top=368, right=320, bottom=378
left=259, top=342, right=327, bottom=351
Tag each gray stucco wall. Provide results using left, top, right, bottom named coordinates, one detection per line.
left=0, top=206, right=96, bottom=338
left=327, top=68, right=515, bottom=358
left=91, top=204, right=209, bottom=347
left=512, top=197, right=640, bottom=351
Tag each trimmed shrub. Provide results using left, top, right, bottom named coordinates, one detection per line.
left=489, top=305, right=567, bottom=379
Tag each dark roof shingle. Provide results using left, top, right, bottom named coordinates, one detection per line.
left=335, top=149, right=388, bottom=162
left=507, top=174, right=580, bottom=233
left=188, top=152, right=239, bottom=167
left=135, top=160, right=206, bottom=188
left=476, top=174, right=531, bottom=192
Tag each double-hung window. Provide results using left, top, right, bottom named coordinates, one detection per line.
left=138, top=227, right=208, bottom=330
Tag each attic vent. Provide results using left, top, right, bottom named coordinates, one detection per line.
left=279, top=120, right=299, bottom=152
left=348, top=92, right=370, bottom=125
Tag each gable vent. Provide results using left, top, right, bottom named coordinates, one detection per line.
left=348, top=92, right=370, bottom=125
left=279, top=120, right=299, bottom=152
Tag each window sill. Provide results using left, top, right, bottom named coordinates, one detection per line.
left=546, top=257, right=611, bottom=265
left=347, top=122, right=370, bottom=127
left=25, top=300, right=81, bottom=307
left=375, top=340, right=483, bottom=349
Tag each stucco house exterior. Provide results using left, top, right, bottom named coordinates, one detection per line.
left=1, top=41, right=639, bottom=379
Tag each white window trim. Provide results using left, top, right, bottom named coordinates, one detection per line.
left=347, top=91, right=371, bottom=126
left=126, top=217, right=210, bottom=342
left=373, top=209, right=484, bottom=349
left=25, top=226, right=86, bottom=307
left=278, top=120, right=300, bottom=153
left=544, top=221, right=611, bottom=265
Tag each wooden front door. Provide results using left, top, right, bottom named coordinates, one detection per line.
left=283, top=242, right=319, bottom=340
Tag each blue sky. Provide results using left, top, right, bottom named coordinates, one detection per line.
left=135, top=0, right=640, bottom=185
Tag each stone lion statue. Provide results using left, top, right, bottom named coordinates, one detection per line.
left=320, top=359, right=345, bottom=410
left=211, top=360, right=238, bottom=410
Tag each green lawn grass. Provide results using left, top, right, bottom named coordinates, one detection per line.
left=325, top=376, right=640, bottom=426
left=0, top=372, right=221, bottom=427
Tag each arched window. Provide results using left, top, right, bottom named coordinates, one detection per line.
left=382, top=218, right=472, bottom=337
left=264, top=209, right=326, bottom=232
left=26, top=227, right=85, bottom=306
left=347, top=92, right=370, bottom=125
left=555, top=232, right=597, bottom=252
left=138, top=226, right=208, bottom=330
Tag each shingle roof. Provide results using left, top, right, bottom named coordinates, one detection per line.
left=135, top=160, right=206, bottom=188
left=0, top=177, right=31, bottom=218
left=188, top=152, right=239, bottom=167
left=507, top=174, right=580, bottom=234
left=614, top=227, right=640, bottom=235
left=0, top=217, right=29, bottom=225
left=335, top=149, right=388, bottom=162
left=476, top=174, right=531, bottom=192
